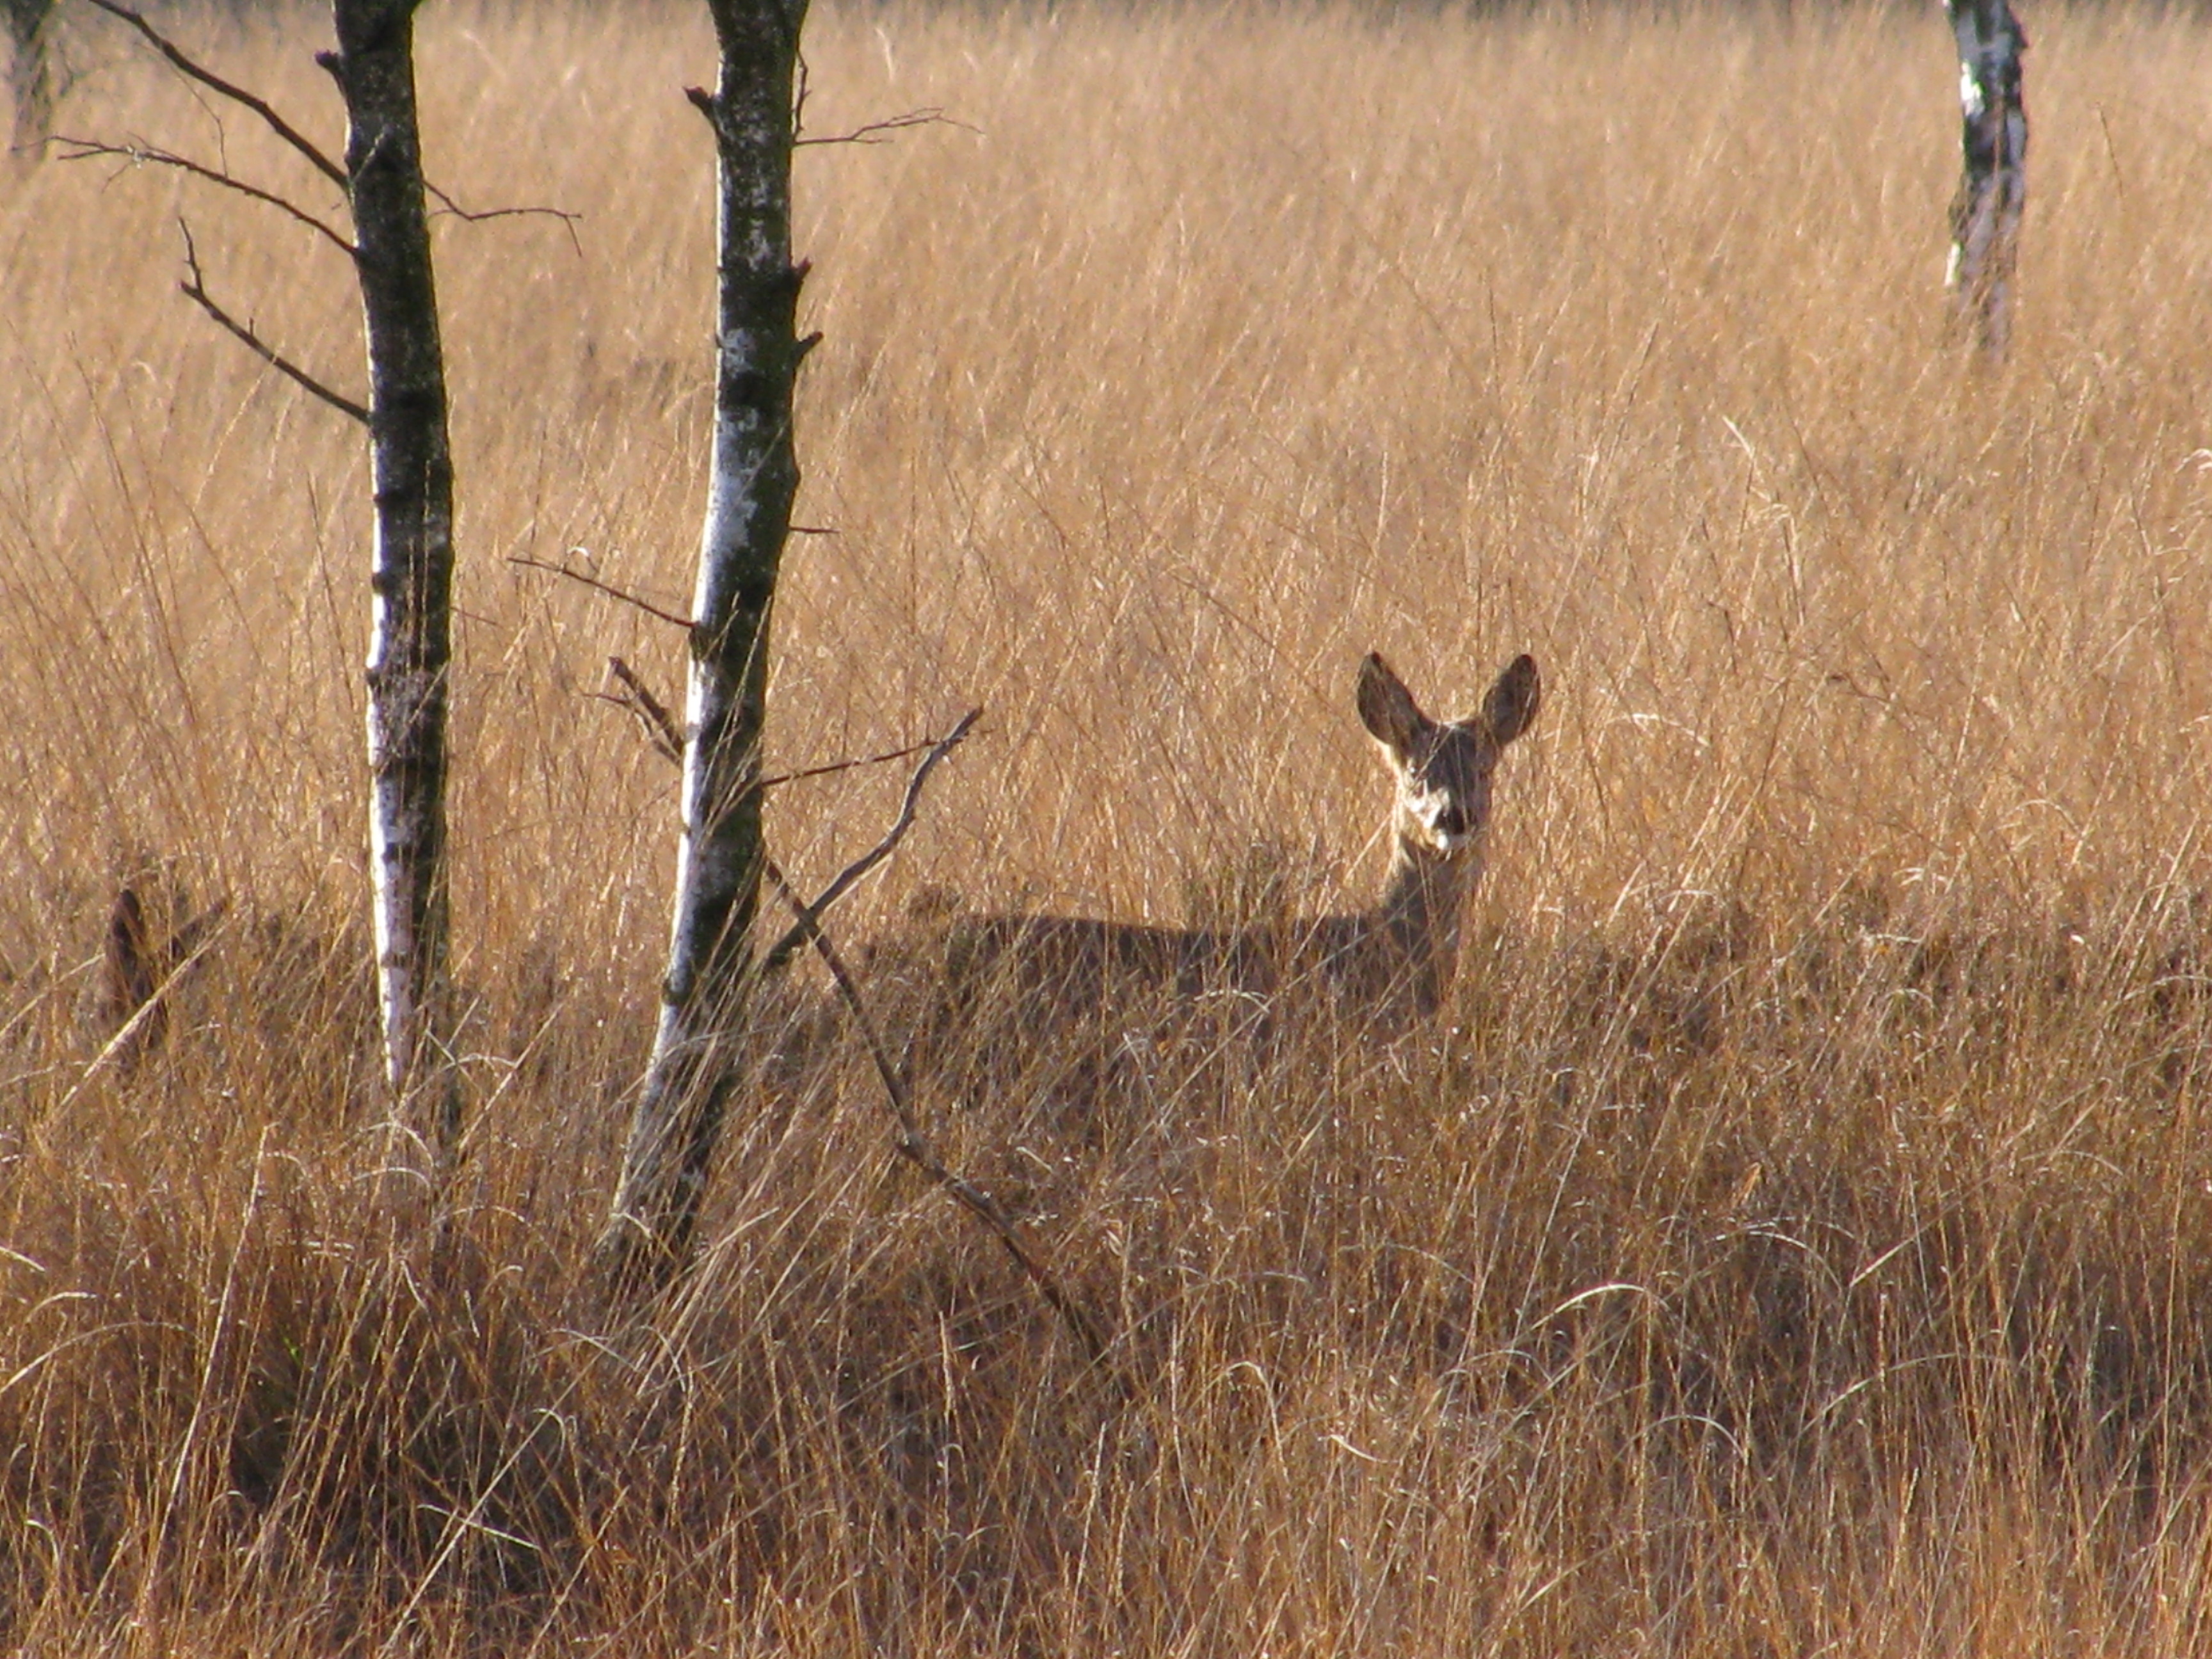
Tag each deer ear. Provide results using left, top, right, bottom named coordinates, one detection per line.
left=1482, top=654, right=1542, bottom=744
left=1356, top=652, right=1431, bottom=756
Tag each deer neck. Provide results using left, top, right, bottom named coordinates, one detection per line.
left=1363, top=837, right=1481, bottom=1016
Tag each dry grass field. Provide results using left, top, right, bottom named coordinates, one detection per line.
left=4, top=0, right=2212, bottom=1649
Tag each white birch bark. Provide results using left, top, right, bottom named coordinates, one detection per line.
left=1945, top=0, right=2028, bottom=357
left=321, top=0, right=460, bottom=1148
left=600, top=0, right=810, bottom=1295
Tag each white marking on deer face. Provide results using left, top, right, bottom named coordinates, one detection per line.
left=1402, top=746, right=1491, bottom=856
left=1357, top=651, right=1543, bottom=862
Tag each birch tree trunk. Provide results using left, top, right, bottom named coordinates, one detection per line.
left=4, top=0, right=54, bottom=151
left=1945, top=0, right=2028, bottom=357
left=319, top=0, right=459, bottom=1149
left=599, top=0, right=810, bottom=1295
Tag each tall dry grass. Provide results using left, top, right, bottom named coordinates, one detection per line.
left=3, top=0, right=2212, bottom=1650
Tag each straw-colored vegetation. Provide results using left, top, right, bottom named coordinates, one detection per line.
left=4, top=0, right=2211, bottom=1649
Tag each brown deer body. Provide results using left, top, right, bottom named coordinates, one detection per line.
left=845, top=653, right=1542, bottom=1112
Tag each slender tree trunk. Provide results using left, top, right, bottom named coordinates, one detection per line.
left=599, top=0, right=810, bottom=1297
left=319, top=0, right=459, bottom=1149
left=4, top=0, right=54, bottom=152
left=1945, top=0, right=2028, bottom=357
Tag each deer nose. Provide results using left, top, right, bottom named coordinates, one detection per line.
left=1435, top=804, right=1469, bottom=839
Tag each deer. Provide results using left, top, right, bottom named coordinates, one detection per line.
left=830, top=651, right=1544, bottom=1121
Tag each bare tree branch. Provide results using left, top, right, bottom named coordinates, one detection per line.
left=760, top=727, right=977, bottom=791
left=603, top=678, right=1096, bottom=1359
left=177, top=220, right=367, bottom=424
left=607, top=662, right=975, bottom=797
left=762, top=859, right=1116, bottom=1376
left=790, top=53, right=976, bottom=148
left=604, top=655, right=684, bottom=765
left=54, top=134, right=356, bottom=255
left=760, top=707, right=980, bottom=973
left=83, top=0, right=347, bottom=190
left=795, top=106, right=971, bottom=147
left=423, top=177, right=584, bottom=257
left=506, top=554, right=695, bottom=630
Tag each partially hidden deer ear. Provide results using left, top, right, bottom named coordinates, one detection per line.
left=1356, top=652, right=1431, bottom=756
left=1482, top=654, right=1542, bottom=744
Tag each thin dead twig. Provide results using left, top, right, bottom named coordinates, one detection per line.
left=507, top=554, right=695, bottom=630
left=796, top=106, right=974, bottom=147
left=424, top=179, right=584, bottom=257
left=762, top=860, right=1117, bottom=1377
left=760, top=730, right=976, bottom=791
left=759, top=708, right=981, bottom=973
left=54, top=134, right=356, bottom=255
left=598, top=654, right=972, bottom=800
left=84, top=0, right=347, bottom=189
left=177, top=221, right=367, bottom=424
left=604, top=657, right=684, bottom=766
left=578, top=671, right=1106, bottom=1364
left=792, top=49, right=977, bottom=149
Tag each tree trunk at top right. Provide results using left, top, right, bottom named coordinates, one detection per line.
left=1945, top=0, right=2028, bottom=358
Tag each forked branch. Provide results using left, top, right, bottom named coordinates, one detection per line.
left=53, top=136, right=356, bottom=255
left=790, top=50, right=976, bottom=148
left=795, top=106, right=966, bottom=147
left=83, top=0, right=347, bottom=189
left=759, top=707, right=980, bottom=972
left=594, top=648, right=975, bottom=812
left=592, top=657, right=1101, bottom=1363
left=760, top=731, right=977, bottom=790
left=423, top=179, right=584, bottom=256
left=762, top=860, right=1117, bottom=1376
left=507, top=554, right=696, bottom=630
left=177, top=221, right=367, bottom=423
